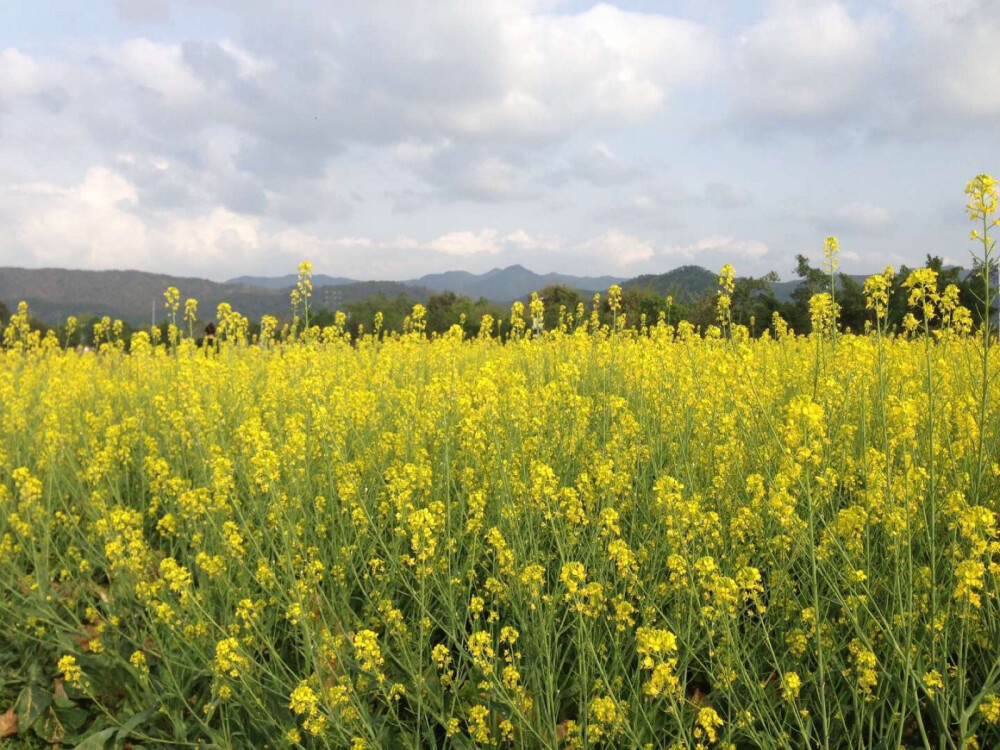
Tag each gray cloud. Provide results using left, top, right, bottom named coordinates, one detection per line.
left=780, top=201, right=894, bottom=237
left=0, top=0, right=991, bottom=280
left=115, top=0, right=172, bottom=22
left=559, top=143, right=649, bottom=188
left=704, top=182, right=754, bottom=209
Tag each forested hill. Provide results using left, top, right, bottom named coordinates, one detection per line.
left=622, top=265, right=717, bottom=302
left=230, top=264, right=626, bottom=302
left=0, top=267, right=425, bottom=325
left=1, top=262, right=950, bottom=328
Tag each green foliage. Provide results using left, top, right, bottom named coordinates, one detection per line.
left=623, top=265, right=716, bottom=302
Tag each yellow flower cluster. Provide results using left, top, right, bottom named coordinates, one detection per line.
left=3, top=176, right=1000, bottom=747
left=636, top=626, right=679, bottom=699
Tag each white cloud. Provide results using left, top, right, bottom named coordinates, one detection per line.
left=388, top=235, right=421, bottom=250
left=103, top=38, right=207, bottom=103
left=893, top=0, right=1000, bottom=120
left=663, top=235, right=769, bottom=261
left=0, top=169, right=327, bottom=274
left=785, top=201, right=894, bottom=236
left=0, top=48, right=45, bottom=99
left=394, top=140, right=539, bottom=201
left=157, top=207, right=265, bottom=265
left=331, top=236, right=375, bottom=249
left=446, top=3, right=720, bottom=138
left=578, top=229, right=655, bottom=265
left=0, top=168, right=581, bottom=276
left=593, top=182, right=696, bottom=229
left=427, top=229, right=503, bottom=256
left=0, top=1, right=985, bottom=282
left=1, top=168, right=148, bottom=268
left=732, top=2, right=890, bottom=129
left=503, top=230, right=563, bottom=252
left=462, top=156, right=533, bottom=200
left=0, top=1, right=722, bottom=211
left=563, top=142, right=645, bottom=187
left=832, top=201, right=892, bottom=232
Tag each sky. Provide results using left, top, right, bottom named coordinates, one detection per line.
left=0, top=0, right=998, bottom=282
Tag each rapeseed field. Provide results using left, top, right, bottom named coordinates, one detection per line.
left=1, top=177, right=999, bottom=748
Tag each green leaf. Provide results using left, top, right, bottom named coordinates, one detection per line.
left=71, top=726, right=116, bottom=750
left=37, top=706, right=68, bottom=743
left=15, top=684, right=51, bottom=731
left=116, top=708, right=156, bottom=740
left=26, top=662, right=44, bottom=686
left=55, top=702, right=91, bottom=732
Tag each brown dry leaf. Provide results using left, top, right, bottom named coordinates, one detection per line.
left=53, top=678, right=69, bottom=701
left=319, top=657, right=340, bottom=690
left=72, top=624, right=101, bottom=651
left=555, top=720, right=569, bottom=741
left=0, top=705, right=18, bottom=738
left=308, top=593, right=329, bottom=623
left=71, top=635, right=90, bottom=652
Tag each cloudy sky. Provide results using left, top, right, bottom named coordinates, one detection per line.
left=1, top=0, right=997, bottom=282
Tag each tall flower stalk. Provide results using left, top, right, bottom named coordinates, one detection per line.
left=965, top=174, right=998, bottom=505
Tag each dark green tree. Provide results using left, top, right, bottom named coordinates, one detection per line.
left=729, top=272, right=782, bottom=333
left=535, top=285, right=583, bottom=330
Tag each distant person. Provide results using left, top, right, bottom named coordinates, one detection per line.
left=204, top=322, right=216, bottom=348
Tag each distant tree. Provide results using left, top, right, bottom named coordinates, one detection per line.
left=927, top=254, right=962, bottom=287
left=535, top=285, right=583, bottom=330
left=619, top=287, right=671, bottom=329
left=789, top=255, right=827, bottom=315
left=423, top=291, right=505, bottom=336
left=683, top=272, right=784, bottom=335
left=685, top=290, right=720, bottom=331
left=0, top=300, right=8, bottom=324
left=729, top=272, right=781, bottom=333
left=309, top=308, right=339, bottom=329
left=836, top=275, right=867, bottom=333
left=342, top=293, right=438, bottom=337
left=960, top=259, right=997, bottom=328
left=879, top=255, right=955, bottom=331
left=426, top=291, right=462, bottom=333
left=788, top=255, right=868, bottom=333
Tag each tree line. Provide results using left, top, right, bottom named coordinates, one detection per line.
left=317, top=254, right=995, bottom=339
left=1, top=255, right=994, bottom=347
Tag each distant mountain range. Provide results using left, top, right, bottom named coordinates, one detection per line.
left=228, top=264, right=626, bottom=301
left=0, top=267, right=428, bottom=325
left=0, top=263, right=886, bottom=326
